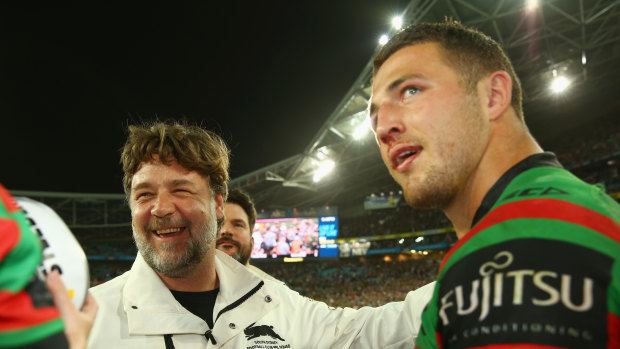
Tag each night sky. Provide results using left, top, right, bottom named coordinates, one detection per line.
left=3, top=1, right=619, bottom=196
left=2, top=1, right=408, bottom=193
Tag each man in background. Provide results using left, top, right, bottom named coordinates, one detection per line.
left=370, top=20, right=620, bottom=348
left=216, top=188, right=277, bottom=281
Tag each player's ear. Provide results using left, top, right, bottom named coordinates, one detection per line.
left=483, top=70, right=512, bottom=121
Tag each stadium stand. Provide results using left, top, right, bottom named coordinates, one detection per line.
left=257, top=256, right=441, bottom=308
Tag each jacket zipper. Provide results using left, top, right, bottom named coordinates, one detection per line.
left=164, top=280, right=265, bottom=348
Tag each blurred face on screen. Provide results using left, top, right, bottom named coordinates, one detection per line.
left=217, top=202, right=253, bottom=265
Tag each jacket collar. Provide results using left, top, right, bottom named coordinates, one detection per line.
left=212, top=250, right=265, bottom=315
left=122, top=250, right=269, bottom=335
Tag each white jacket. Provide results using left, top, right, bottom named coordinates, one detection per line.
left=88, top=250, right=435, bottom=349
left=247, top=264, right=283, bottom=284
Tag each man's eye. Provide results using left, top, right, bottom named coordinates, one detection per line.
left=136, top=192, right=152, bottom=199
left=402, top=86, right=419, bottom=99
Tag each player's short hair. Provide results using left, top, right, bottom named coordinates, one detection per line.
left=373, top=19, right=523, bottom=120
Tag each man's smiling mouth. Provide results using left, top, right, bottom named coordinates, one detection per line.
left=153, top=227, right=183, bottom=237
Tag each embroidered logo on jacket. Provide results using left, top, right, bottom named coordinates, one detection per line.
left=244, top=323, right=285, bottom=341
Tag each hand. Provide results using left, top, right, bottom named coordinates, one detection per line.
left=46, top=270, right=98, bottom=349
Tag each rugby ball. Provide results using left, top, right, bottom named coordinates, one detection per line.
left=16, top=197, right=90, bottom=309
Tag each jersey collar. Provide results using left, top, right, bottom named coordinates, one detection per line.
left=471, top=152, right=563, bottom=228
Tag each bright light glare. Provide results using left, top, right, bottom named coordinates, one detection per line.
left=379, top=34, right=389, bottom=46
left=581, top=52, right=587, bottom=65
left=313, top=160, right=335, bottom=182
left=550, top=76, right=570, bottom=93
left=353, top=118, right=371, bottom=139
left=415, top=236, right=424, bottom=243
left=398, top=238, right=404, bottom=244
left=526, top=0, right=539, bottom=11
left=392, top=16, right=403, bottom=30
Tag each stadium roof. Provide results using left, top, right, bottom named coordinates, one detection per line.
left=230, top=0, right=620, bottom=215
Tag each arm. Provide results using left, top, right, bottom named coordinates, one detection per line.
left=276, top=280, right=435, bottom=348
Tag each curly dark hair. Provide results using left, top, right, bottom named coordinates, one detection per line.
left=120, top=120, right=230, bottom=200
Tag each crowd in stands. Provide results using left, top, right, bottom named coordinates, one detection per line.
left=82, top=240, right=136, bottom=260
left=553, top=118, right=620, bottom=191
left=340, top=207, right=451, bottom=239
left=258, top=257, right=440, bottom=308
left=367, top=232, right=457, bottom=251
left=90, top=260, right=133, bottom=286
left=554, top=119, right=620, bottom=171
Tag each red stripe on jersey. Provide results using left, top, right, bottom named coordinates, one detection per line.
left=0, top=290, right=60, bottom=331
left=441, top=198, right=620, bottom=272
left=467, top=344, right=570, bottom=349
left=0, top=219, right=20, bottom=261
left=609, top=312, right=620, bottom=349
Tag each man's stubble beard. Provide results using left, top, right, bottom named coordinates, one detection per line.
left=402, top=93, right=485, bottom=211
left=233, top=243, right=252, bottom=266
left=219, top=237, right=252, bottom=266
left=133, top=204, right=217, bottom=278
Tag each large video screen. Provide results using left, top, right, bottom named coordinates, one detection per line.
left=251, top=216, right=338, bottom=259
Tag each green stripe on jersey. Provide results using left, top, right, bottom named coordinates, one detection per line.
left=0, top=214, right=42, bottom=292
left=0, top=318, right=64, bottom=347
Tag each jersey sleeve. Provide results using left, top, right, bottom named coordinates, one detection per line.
left=0, top=184, right=67, bottom=348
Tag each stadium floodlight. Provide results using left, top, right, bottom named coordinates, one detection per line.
left=398, top=238, right=404, bottom=244
left=526, top=0, right=538, bottom=12
left=392, top=16, right=403, bottom=30
left=582, top=51, right=587, bottom=65
left=316, top=146, right=329, bottom=160
left=313, top=159, right=335, bottom=182
left=353, top=118, right=371, bottom=139
left=550, top=75, right=570, bottom=93
left=415, top=236, right=424, bottom=243
left=379, top=34, right=389, bottom=46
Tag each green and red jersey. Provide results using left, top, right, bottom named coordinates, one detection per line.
left=0, top=184, right=67, bottom=348
left=415, top=153, right=620, bottom=349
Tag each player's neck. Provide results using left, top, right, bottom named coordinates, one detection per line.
left=445, top=118, right=543, bottom=238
